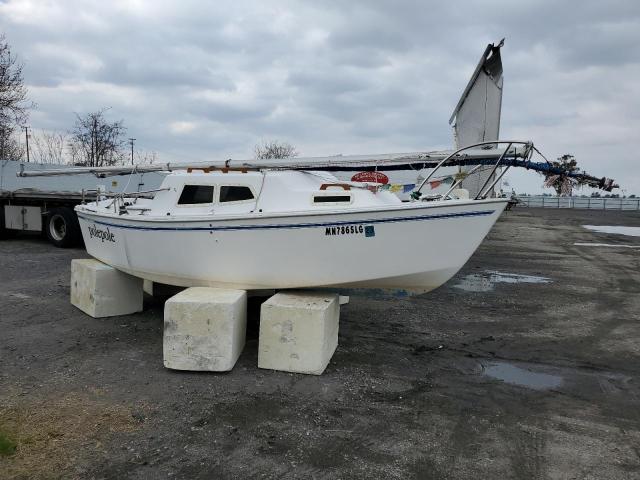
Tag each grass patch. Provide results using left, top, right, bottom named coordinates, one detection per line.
left=1, top=393, right=147, bottom=478
left=0, top=430, right=17, bottom=456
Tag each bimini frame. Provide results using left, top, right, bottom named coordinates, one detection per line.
left=414, top=140, right=534, bottom=200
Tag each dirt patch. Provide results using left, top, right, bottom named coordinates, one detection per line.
left=0, top=392, right=147, bottom=480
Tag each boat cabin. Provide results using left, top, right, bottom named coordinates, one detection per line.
left=94, top=170, right=402, bottom=218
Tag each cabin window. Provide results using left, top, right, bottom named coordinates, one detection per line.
left=313, top=195, right=351, bottom=203
left=178, top=185, right=214, bottom=204
left=220, top=186, right=254, bottom=202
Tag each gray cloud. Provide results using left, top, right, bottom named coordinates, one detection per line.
left=1, top=0, right=639, bottom=193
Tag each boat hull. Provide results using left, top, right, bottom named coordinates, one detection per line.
left=76, top=200, right=507, bottom=294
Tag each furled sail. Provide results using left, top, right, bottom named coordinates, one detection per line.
left=450, top=39, right=504, bottom=147
left=449, top=39, right=504, bottom=196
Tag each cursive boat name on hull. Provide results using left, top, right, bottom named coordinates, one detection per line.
left=88, top=224, right=116, bottom=243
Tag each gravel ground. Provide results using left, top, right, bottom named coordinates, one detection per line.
left=1, top=207, right=639, bottom=479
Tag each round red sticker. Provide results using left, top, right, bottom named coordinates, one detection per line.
left=351, top=171, right=389, bottom=184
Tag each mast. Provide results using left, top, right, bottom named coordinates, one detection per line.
left=17, top=144, right=531, bottom=178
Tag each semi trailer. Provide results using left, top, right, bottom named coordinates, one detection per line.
left=0, top=160, right=164, bottom=247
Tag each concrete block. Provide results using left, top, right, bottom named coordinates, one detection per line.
left=258, top=291, right=339, bottom=375
left=163, top=287, right=247, bottom=371
left=70, top=259, right=143, bottom=318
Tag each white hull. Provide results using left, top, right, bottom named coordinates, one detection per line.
left=77, top=199, right=507, bottom=294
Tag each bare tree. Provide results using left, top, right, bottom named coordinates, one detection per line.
left=0, top=126, right=24, bottom=160
left=70, top=109, right=127, bottom=167
left=135, top=150, right=158, bottom=165
left=31, top=130, right=67, bottom=164
left=0, top=34, right=35, bottom=160
left=67, top=138, right=83, bottom=166
left=254, top=140, right=298, bottom=160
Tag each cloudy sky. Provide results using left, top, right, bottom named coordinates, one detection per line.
left=2, top=0, right=639, bottom=194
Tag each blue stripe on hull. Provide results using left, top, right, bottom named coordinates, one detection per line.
left=77, top=209, right=495, bottom=232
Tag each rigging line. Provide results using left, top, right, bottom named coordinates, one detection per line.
left=253, top=169, right=267, bottom=213
left=120, top=164, right=138, bottom=194
left=531, top=145, right=550, bottom=164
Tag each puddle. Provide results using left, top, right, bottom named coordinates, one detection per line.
left=453, top=270, right=551, bottom=292
left=583, top=225, right=640, bottom=237
left=482, top=361, right=563, bottom=390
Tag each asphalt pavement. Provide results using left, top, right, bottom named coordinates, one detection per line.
left=1, top=207, right=639, bottom=479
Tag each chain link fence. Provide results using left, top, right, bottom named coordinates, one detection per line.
left=516, top=196, right=640, bottom=210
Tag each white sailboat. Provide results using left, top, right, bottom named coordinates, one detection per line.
left=70, top=141, right=531, bottom=293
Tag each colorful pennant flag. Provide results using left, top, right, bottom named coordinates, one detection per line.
left=429, top=176, right=454, bottom=189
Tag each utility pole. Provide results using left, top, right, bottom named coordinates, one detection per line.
left=128, top=138, right=136, bottom=165
left=24, top=126, right=30, bottom=163
left=91, top=116, right=96, bottom=166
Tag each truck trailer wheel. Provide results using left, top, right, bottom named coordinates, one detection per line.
left=45, top=207, right=81, bottom=247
